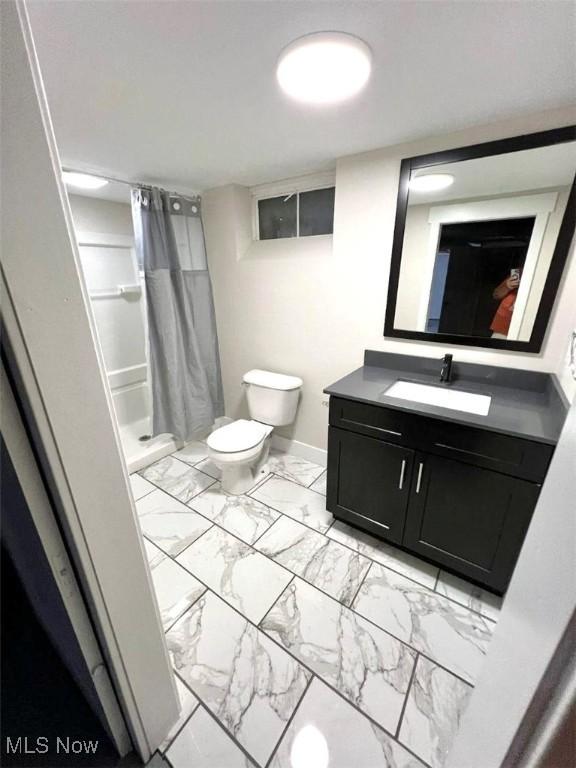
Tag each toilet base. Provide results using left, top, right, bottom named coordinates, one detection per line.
left=219, top=438, right=271, bottom=495
left=220, top=465, right=255, bottom=495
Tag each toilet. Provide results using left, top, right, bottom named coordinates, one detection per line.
left=207, top=369, right=303, bottom=494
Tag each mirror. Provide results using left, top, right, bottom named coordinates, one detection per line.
left=385, top=127, right=576, bottom=352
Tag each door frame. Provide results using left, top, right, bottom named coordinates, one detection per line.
left=1, top=363, right=132, bottom=756
left=416, top=192, right=558, bottom=338
left=1, top=1, right=179, bottom=760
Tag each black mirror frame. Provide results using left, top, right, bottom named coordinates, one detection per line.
left=384, top=126, right=576, bottom=353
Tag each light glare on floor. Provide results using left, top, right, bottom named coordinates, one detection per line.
left=290, top=724, right=329, bottom=768
left=277, top=32, right=371, bottom=105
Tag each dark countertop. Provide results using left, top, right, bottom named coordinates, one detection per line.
left=324, top=351, right=569, bottom=445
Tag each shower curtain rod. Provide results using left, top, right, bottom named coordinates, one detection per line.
left=62, top=166, right=201, bottom=199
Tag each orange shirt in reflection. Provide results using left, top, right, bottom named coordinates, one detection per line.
left=490, top=287, right=516, bottom=335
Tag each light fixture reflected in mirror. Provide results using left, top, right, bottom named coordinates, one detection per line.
left=62, top=171, right=108, bottom=190
left=290, top=724, right=329, bottom=768
left=409, top=173, right=455, bottom=192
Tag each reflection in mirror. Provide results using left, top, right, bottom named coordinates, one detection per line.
left=390, top=134, right=576, bottom=349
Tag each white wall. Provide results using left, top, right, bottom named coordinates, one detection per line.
left=203, top=107, right=576, bottom=451
left=68, top=193, right=133, bottom=237
left=395, top=202, right=431, bottom=329
left=446, top=399, right=576, bottom=768
left=68, top=195, right=150, bottom=432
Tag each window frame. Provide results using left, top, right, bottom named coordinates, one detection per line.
left=251, top=172, right=336, bottom=241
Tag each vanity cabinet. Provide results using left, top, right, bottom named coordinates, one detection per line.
left=402, top=453, right=540, bottom=589
left=327, top=396, right=553, bottom=593
left=327, top=429, right=414, bottom=544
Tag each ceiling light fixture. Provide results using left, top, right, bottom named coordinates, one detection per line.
left=276, top=32, right=372, bottom=105
left=62, top=171, right=109, bottom=190
left=409, top=173, right=455, bottom=192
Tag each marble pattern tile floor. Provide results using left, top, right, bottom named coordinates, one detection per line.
left=189, top=482, right=280, bottom=545
left=264, top=447, right=325, bottom=487
left=132, top=445, right=502, bottom=767
left=260, top=577, right=417, bottom=735
left=255, top=515, right=370, bottom=606
left=136, top=488, right=212, bottom=557
left=249, top=475, right=333, bottom=533
left=352, top=563, right=494, bottom=684
left=166, top=591, right=310, bottom=766
left=141, top=455, right=215, bottom=504
left=269, top=677, right=427, bottom=768
left=176, top=525, right=293, bottom=623
left=167, top=704, right=256, bottom=767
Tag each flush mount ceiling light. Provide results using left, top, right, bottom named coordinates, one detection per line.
left=62, top=171, right=109, bottom=190
left=409, top=173, right=455, bottom=192
left=276, top=32, right=372, bottom=105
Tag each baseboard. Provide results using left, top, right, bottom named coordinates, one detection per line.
left=272, top=434, right=327, bottom=468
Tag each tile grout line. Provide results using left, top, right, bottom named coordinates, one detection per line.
left=248, top=472, right=334, bottom=535
left=156, top=677, right=200, bottom=757
left=256, top=575, right=478, bottom=690
left=257, top=574, right=296, bottom=629
left=174, top=587, right=422, bottom=766
left=136, top=470, right=279, bottom=552
left=347, top=557, right=373, bottom=609
left=141, top=453, right=220, bottom=494
left=306, top=468, right=327, bottom=490
left=251, top=513, right=284, bottom=547
left=142, top=471, right=486, bottom=687
left=263, top=675, right=315, bottom=768
left=432, top=570, right=501, bottom=622
left=131, top=487, right=156, bottom=503
left=170, top=448, right=325, bottom=493
left=161, top=582, right=208, bottom=636
left=169, top=688, right=259, bottom=767
left=248, top=469, right=328, bottom=500
left=140, top=450, right=475, bottom=765
left=169, top=583, right=440, bottom=768
left=140, top=451, right=491, bottom=678
left=170, top=522, right=217, bottom=561
left=394, top=652, right=420, bottom=741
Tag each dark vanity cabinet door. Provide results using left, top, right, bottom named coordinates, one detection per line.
left=327, top=427, right=414, bottom=544
left=403, top=453, right=539, bottom=591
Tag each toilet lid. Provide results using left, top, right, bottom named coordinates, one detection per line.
left=207, top=420, right=270, bottom=453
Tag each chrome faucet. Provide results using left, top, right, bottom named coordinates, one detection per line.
left=440, top=354, right=453, bottom=383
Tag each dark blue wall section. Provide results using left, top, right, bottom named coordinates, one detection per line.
left=0, top=437, right=121, bottom=767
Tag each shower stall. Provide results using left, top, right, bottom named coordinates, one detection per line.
left=71, top=179, right=223, bottom=471
left=74, top=203, right=180, bottom=472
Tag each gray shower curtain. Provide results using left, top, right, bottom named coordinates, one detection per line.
left=131, top=187, right=224, bottom=442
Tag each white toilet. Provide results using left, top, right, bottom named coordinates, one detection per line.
left=207, top=369, right=303, bottom=494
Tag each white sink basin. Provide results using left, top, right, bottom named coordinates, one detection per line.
left=384, top=380, right=491, bottom=416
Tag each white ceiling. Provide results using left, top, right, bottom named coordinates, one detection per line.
left=29, top=0, right=576, bottom=193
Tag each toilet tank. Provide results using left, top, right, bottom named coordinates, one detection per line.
left=243, top=369, right=303, bottom=426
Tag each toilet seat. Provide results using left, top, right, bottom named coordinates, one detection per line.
left=207, top=419, right=272, bottom=454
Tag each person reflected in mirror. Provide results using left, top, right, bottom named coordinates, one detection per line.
left=490, top=268, right=521, bottom=339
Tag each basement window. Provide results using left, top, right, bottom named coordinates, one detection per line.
left=252, top=175, right=335, bottom=240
